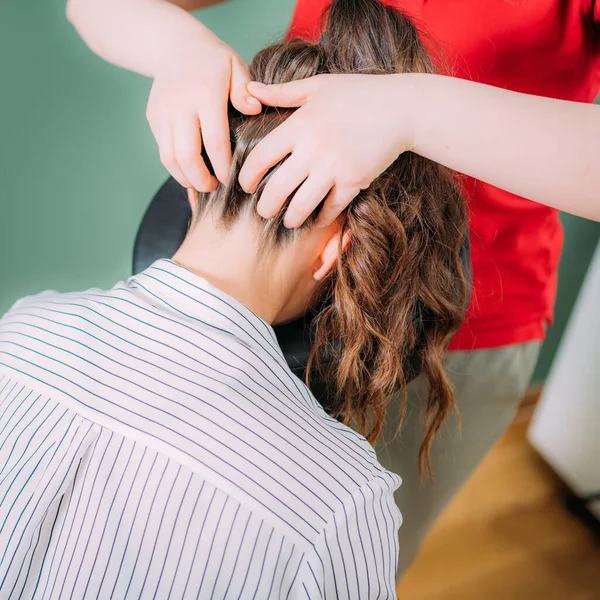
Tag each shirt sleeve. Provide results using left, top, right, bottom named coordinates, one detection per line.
left=298, top=473, right=402, bottom=599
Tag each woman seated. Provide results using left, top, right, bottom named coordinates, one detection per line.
left=0, top=0, right=468, bottom=597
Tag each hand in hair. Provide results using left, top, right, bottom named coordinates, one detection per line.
left=243, top=70, right=600, bottom=226
left=146, top=24, right=262, bottom=191
left=238, top=73, right=416, bottom=229
left=68, top=0, right=262, bottom=192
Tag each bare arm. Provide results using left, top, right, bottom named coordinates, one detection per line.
left=66, top=0, right=260, bottom=191
left=242, top=74, right=600, bottom=226
left=409, top=74, right=600, bottom=221
left=66, top=0, right=224, bottom=77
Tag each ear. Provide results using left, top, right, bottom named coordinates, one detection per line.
left=187, top=188, right=199, bottom=220
left=313, top=228, right=351, bottom=281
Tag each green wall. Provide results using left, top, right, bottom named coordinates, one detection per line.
left=0, top=0, right=598, bottom=382
left=0, top=0, right=296, bottom=309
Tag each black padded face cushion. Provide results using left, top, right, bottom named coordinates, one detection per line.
left=133, top=177, right=472, bottom=414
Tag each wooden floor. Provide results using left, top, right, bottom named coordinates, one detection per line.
left=396, top=414, right=600, bottom=600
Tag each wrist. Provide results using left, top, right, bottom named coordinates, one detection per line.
left=151, top=13, right=218, bottom=78
left=387, top=73, right=424, bottom=153
left=395, top=73, right=434, bottom=154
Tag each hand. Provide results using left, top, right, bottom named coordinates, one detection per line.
left=146, top=25, right=261, bottom=191
left=238, top=74, right=415, bottom=228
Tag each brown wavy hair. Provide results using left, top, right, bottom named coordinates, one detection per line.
left=194, top=0, right=470, bottom=476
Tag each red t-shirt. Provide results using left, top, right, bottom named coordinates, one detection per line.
left=288, top=0, right=600, bottom=350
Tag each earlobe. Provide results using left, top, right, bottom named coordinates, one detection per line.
left=313, top=262, right=330, bottom=282
left=187, top=188, right=199, bottom=221
left=313, top=229, right=351, bottom=281
left=340, top=230, right=351, bottom=253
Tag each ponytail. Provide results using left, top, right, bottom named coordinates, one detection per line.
left=310, top=151, right=467, bottom=477
left=200, top=0, right=470, bottom=477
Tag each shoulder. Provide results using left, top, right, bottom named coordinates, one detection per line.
left=1, top=282, right=130, bottom=317
left=321, top=470, right=402, bottom=534
left=0, top=281, right=145, bottom=398
left=295, top=415, right=402, bottom=549
left=0, top=282, right=142, bottom=361
left=294, top=471, right=401, bottom=597
left=0, top=279, right=152, bottom=333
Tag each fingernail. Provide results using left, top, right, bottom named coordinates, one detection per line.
left=246, top=96, right=261, bottom=107
left=316, top=221, right=328, bottom=229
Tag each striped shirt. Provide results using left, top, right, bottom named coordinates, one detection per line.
left=0, top=259, right=401, bottom=599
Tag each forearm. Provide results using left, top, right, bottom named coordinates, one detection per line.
left=66, top=0, right=219, bottom=77
left=404, top=74, right=600, bottom=220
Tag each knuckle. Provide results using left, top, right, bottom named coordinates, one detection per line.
left=175, top=139, right=200, bottom=160
left=203, top=137, right=229, bottom=154
left=175, top=151, right=196, bottom=170
left=294, top=208, right=312, bottom=223
left=195, top=178, right=214, bottom=193
left=159, top=151, right=175, bottom=170
left=289, top=195, right=310, bottom=215
left=238, top=165, right=251, bottom=186
left=178, top=154, right=202, bottom=173
left=327, top=196, right=345, bottom=209
left=232, top=52, right=249, bottom=73
left=146, top=111, right=160, bottom=131
left=337, top=181, right=360, bottom=196
left=257, top=191, right=273, bottom=210
left=341, top=171, right=370, bottom=191
left=291, top=147, right=314, bottom=170
left=330, top=200, right=349, bottom=214
left=248, top=147, right=266, bottom=171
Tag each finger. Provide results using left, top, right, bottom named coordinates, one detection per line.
left=200, top=92, right=233, bottom=185
left=151, top=122, right=192, bottom=189
left=230, top=54, right=262, bottom=115
left=256, top=158, right=308, bottom=219
left=173, top=115, right=217, bottom=192
left=315, top=185, right=360, bottom=228
left=247, top=77, right=319, bottom=107
left=238, top=119, right=294, bottom=193
left=284, top=174, right=335, bottom=229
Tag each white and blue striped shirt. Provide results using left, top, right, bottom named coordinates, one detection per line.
left=0, top=259, right=401, bottom=599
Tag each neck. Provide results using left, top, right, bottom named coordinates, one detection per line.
left=172, top=217, right=289, bottom=324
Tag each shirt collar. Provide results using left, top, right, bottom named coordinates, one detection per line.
left=129, top=259, right=283, bottom=360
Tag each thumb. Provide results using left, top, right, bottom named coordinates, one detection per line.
left=246, top=77, right=319, bottom=108
left=230, top=54, right=263, bottom=115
